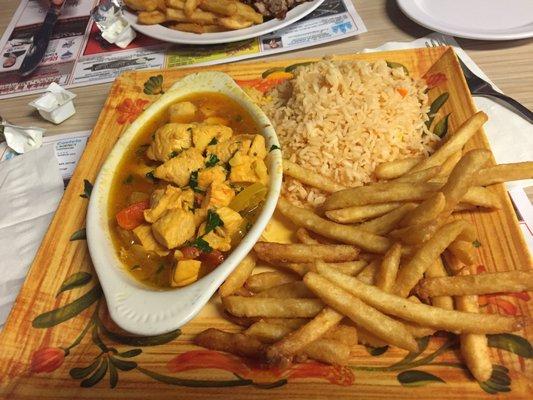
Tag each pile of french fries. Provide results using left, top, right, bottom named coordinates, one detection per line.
left=195, top=111, right=533, bottom=383
left=124, top=0, right=264, bottom=34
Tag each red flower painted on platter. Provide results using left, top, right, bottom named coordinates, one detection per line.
left=476, top=265, right=530, bottom=315
left=30, top=347, right=66, bottom=373
left=425, top=73, right=447, bottom=89
left=116, top=98, right=150, bottom=124
left=167, top=349, right=355, bottom=386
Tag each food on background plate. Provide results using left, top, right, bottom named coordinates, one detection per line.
left=188, top=61, right=532, bottom=384
left=109, top=93, right=269, bottom=288
left=123, top=0, right=312, bottom=34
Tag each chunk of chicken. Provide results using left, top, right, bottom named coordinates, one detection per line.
left=144, top=185, right=194, bottom=223
left=154, top=147, right=204, bottom=186
left=172, top=259, right=202, bottom=287
left=204, top=116, right=229, bottom=126
left=198, top=222, right=231, bottom=252
left=216, top=206, right=244, bottom=238
left=151, top=209, right=195, bottom=249
left=198, top=165, right=227, bottom=189
left=191, top=124, right=233, bottom=153
left=169, top=102, right=197, bottom=123
left=228, top=151, right=269, bottom=185
left=146, top=123, right=193, bottom=162
left=248, top=135, right=267, bottom=159
left=132, top=224, right=169, bottom=256
left=202, top=180, right=235, bottom=208
left=206, top=134, right=255, bottom=163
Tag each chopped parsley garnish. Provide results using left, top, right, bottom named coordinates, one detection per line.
left=205, top=154, right=220, bottom=167
left=130, top=264, right=141, bottom=271
left=155, top=263, right=165, bottom=274
left=187, top=127, right=193, bottom=133
left=146, top=171, right=157, bottom=182
left=123, top=174, right=134, bottom=185
left=472, top=240, right=481, bottom=248
left=136, top=144, right=150, bottom=156
left=190, top=237, right=212, bottom=253
left=188, top=170, right=205, bottom=193
left=205, top=209, right=224, bottom=234
left=269, top=144, right=281, bottom=152
left=234, top=114, right=243, bottom=122
left=169, top=150, right=179, bottom=159
left=208, top=137, right=218, bottom=146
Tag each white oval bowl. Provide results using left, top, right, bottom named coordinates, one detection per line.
left=87, top=71, right=282, bottom=336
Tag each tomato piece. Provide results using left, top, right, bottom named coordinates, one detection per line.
left=199, top=250, right=225, bottom=268
left=180, top=246, right=201, bottom=260
left=116, top=199, right=150, bottom=230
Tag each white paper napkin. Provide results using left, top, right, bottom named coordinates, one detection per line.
left=0, top=145, right=64, bottom=329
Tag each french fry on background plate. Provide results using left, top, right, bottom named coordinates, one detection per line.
left=416, top=270, right=533, bottom=298
left=316, top=262, right=524, bottom=334
left=217, top=16, right=254, bottom=30
left=183, top=0, right=198, bottom=16
left=199, top=0, right=238, bottom=16
left=124, top=0, right=158, bottom=11
left=219, top=254, right=256, bottom=298
left=138, top=10, right=167, bottom=24
left=235, top=1, right=264, bottom=24
left=283, top=159, right=347, bottom=193
left=304, top=271, right=419, bottom=351
left=166, top=0, right=185, bottom=9
left=222, top=296, right=324, bottom=318
left=253, top=242, right=360, bottom=264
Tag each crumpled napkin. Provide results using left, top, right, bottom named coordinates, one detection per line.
left=1, top=121, right=45, bottom=154
left=362, top=32, right=533, bottom=190
left=0, top=145, right=64, bottom=328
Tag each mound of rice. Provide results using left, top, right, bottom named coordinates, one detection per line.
left=262, top=59, right=440, bottom=207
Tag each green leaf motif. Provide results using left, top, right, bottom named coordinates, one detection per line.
left=397, top=370, right=445, bottom=387
left=390, top=336, right=430, bottom=367
left=253, top=379, right=288, bottom=389
left=109, top=361, right=119, bottom=388
left=261, top=67, right=285, bottom=78
left=57, top=272, right=92, bottom=296
left=110, top=356, right=137, bottom=371
left=81, top=358, right=108, bottom=388
left=285, top=62, right=313, bottom=73
left=143, top=74, right=164, bottom=95
left=80, top=179, right=93, bottom=199
left=117, top=348, right=142, bottom=358
left=386, top=61, right=409, bottom=75
left=479, top=365, right=511, bottom=394
left=433, top=113, right=451, bottom=138
left=92, top=326, right=108, bottom=352
left=70, top=228, right=87, bottom=241
left=137, top=367, right=253, bottom=388
left=365, top=345, right=389, bottom=356
left=98, top=321, right=181, bottom=347
left=487, top=333, right=533, bottom=358
left=33, top=285, right=102, bottom=328
left=70, top=359, right=100, bottom=379
left=426, top=92, right=450, bottom=128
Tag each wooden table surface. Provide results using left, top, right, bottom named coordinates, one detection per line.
left=0, top=0, right=532, bottom=196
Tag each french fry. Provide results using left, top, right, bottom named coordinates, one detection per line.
left=410, top=111, right=488, bottom=172
left=475, top=162, right=533, bottom=186
left=461, top=186, right=500, bottom=209
left=183, top=0, right=198, bottom=17
left=424, top=258, right=454, bottom=310
left=138, top=10, right=167, bottom=24
left=253, top=242, right=360, bottom=264
left=217, top=16, right=254, bottom=30
left=375, top=243, right=401, bottom=292
left=399, top=192, right=446, bottom=228
left=199, top=0, right=238, bottom=16
left=374, top=157, right=423, bottom=180
left=277, top=198, right=391, bottom=254
left=222, top=296, right=324, bottom=318
left=267, top=307, right=344, bottom=361
left=357, top=326, right=388, bottom=347
left=295, top=228, right=320, bottom=244
left=168, top=22, right=204, bottom=33
left=447, top=240, right=476, bottom=265
left=284, top=260, right=368, bottom=277
left=124, top=0, right=158, bottom=11
left=416, top=270, right=533, bottom=298
left=393, top=220, right=472, bottom=297
left=262, top=318, right=310, bottom=329
left=245, top=271, right=298, bottom=292
left=166, top=7, right=216, bottom=24
left=356, top=259, right=379, bottom=285
left=283, top=159, right=346, bottom=193
left=435, top=150, right=462, bottom=178
left=325, top=324, right=358, bottom=347
left=255, top=281, right=315, bottom=298
left=358, top=203, right=418, bottom=235
left=194, top=328, right=266, bottom=359
left=390, top=217, right=445, bottom=245
left=235, top=1, right=264, bottom=24
left=325, top=202, right=402, bottom=224
left=455, top=270, right=493, bottom=382
left=303, top=338, right=351, bottom=365
left=166, top=0, right=185, bottom=9
left=219, top=254, right=256, bottom=298
left=394, top=166, right=441, bottom=183
left=316, top=262, right=523, bottom=334
left=304, top=272, right=418, bottom=351
left=245, top=320, right=297, bottom=343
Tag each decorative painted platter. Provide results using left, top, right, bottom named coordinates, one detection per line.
left=0, top=46, right=531, bottom=399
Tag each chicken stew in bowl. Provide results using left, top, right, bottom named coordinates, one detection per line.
left=109, top=92, right=269, bottom=289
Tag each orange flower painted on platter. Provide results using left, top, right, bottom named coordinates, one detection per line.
left=236, top=75, right=292, bottom=93
left=116, top=98, right=150, bottom=124
left=425, top=73, right=447, bottom=89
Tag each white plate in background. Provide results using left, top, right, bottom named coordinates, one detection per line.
left=123, top=0, right=325, bottom=45
left=397, top=0, right=533, bottom=40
